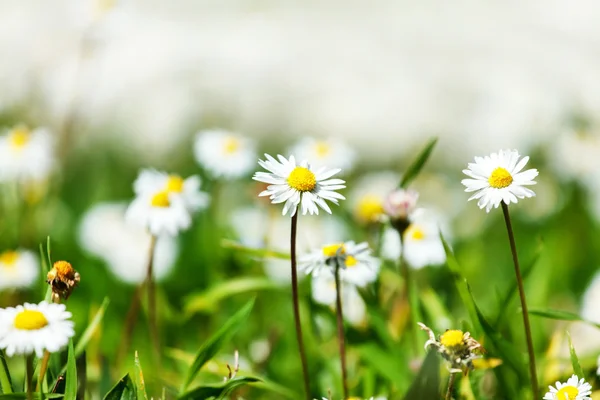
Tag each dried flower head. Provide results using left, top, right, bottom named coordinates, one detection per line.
left=418, top=322, right=484, bottom=373
left=47, top=261, right=80, bottom=302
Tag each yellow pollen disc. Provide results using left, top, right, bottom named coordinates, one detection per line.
left=405, top=225, right=425, bottom=241
left=314, top=141, right=330, bottom=158
left=356, top=195, right=384, bottom=223
left=223, top=137, right=240, bottom=154
left=556, top=386, right=579, bottom=400
left=0, top=251, right=19, bottom=266
left=53, top=261, right=73, bottom=277
left=488, top=167, right=513, bottom=189
left=9, top=127, right=30, bottom=150
left=151, top=191, right=170, bottom=207
left=440, top=330, right=464, bottom=348
left=14, top=310, right=49, bottom=330
left=166, top=175, right=184, bottom=193
left=322, top=244, right=346, bottom=257
left=287, top=167, right=317, bottom=192
left=345, top=255, right=357, bottom=267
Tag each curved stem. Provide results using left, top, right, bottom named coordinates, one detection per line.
left=290, top=213, right=311, bottom=399
left=501, top=203, right=538, bottom=398
left=334, top=263, right=349, bottom=399
left=445, top=373, right=456, bottom=400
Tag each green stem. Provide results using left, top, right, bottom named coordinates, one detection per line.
left=0, top=350, right=12, bottom=393
left=145, top=235, right=160, bottom=364
left=501, top=203, right=538, bottom=398
left=397, top=230, right=420, bottom=355
left=25, top=355, right=33, bottom=400
left=445, top=372, right=456, bottom=400
left=333, top=263, right=349, bottom=399
left=290, top=213, right=311, bottom=400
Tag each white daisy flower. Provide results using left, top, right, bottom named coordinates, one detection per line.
left=194, top=129, right=256, bottom=179
left=0, top=250, right=39, bottom=291
left=79, top=203, right=178, bottom=284
left=311, top=273, right=367, bottom=326
left=289, top=137, right=356, bottom=173
left=0, top=301, right=75, bottom=357
left=543, top=375, right=592, bottom=400
left=299, top=241, right=379, bottom=287
left=402, top=209, right=447, bottom=269
left=125, top=188, right=191, bottom=236
left=133, top=169, right=209, bottom=212
left=461, top=149, right=539, bottom=213
left=0, top=126, right=54, bottom=182
left=253, top=154, right=346, bottom=217
left=348, top=171, right=399, bottom=224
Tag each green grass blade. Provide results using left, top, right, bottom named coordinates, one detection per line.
left=0, top=351, right=12, bottom=394
left=566, top=332, right=584, bottom=378
left=528, top=308, right=600, bottom=329
left=221, top=240, right=290, bottom=260
left=102, top=374, right=136, bottom=400
left=177, top=377, right=260, bottom=400
left=75, top=297, right=110, bottom=357
left=133, top=352, right=147, bottom=400
left=181, top=299, right=255, bottom=391
left=399, top=137, right=438, bottom=188
left=402, top=350, right=440, bottom=400
left=65, top=340, right=77, bottom=400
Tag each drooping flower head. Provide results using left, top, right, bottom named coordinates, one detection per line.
left=0, top=250, right=39, bottom=291
left=0, top=125, right=54, bottom=183
left=194, top=129, right=256, bottom=179
left=47, top=261, right=80, bottom=302
left=543, top=375, right=592, bottom=400
left=253, top=154, right=345, bottom=217
left=289, top=137, right=356, bottom=173
left=0, top=301, right=75, bottom=357
left=461, top=149, right=538, bottom=212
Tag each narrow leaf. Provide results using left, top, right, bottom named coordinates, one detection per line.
left=399, top=137, right=438, bottom=188
left=527, top=308, right=600, bottom=329
left=75, top=298, right=110, bottom=357
left=567, top=332, right=584, bottom=378
left=103, top=374, right=136, bottom=400
left=0, top=350, right=12, bottom=394
left=134, top=352, right=148, bottom=400
left=178, top=377, right=260, bottom=400
left=64, top=340, right=77, bottom=400
left=0, top=394, right=63, bottom=399
left=221, top=240, right=290, bottom=260
left=402, top=350, right=440, bottom=400
left=181, top=299, right=255, bottom=391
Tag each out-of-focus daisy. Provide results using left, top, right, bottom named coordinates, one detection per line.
left=253, top=154, right=345, bottom=217
left=552, top=127, right=600, bottom=181
left=79, top=202, right=178, bottom=284
left=194, top=129, right=256, bottom=179
left=299, top=241, right=379, bottom=287
left=133, top=169, right=209, bottom=212
left=418, top=322, right=483, bottom=373
left=461, top=149, right=538, bottom=212
left=402, top=209, right=447, bottom=269
left=312, top=274, right=366, bottom=326
left=383, top=188, right=419, bottom=222
left=543, top=375, right=592, bottom=400
left=0, top=125, right=54, bottom=182
left=0, top=250, right=39, bottom=291
left=348, top=172, right=399, bottom=224
left=289, top=137, right=356, bottom=173
left=0, top=301, right=75, bottom=357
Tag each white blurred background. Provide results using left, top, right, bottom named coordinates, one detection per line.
left=2, top=0, right=600, bottom=161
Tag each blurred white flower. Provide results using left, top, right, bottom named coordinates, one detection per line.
left=126, top=189, right=191, bottom=236
left=380, top=227, right=402, bottom=261
left=543, top=374, right=591, bottom=400
left=348, top=171, right=399, bottom=224
left=311, top=273, right=366, bottom=326
left=289, top=137, right=356, bottom=173
left=0, top=250, right=39, bottom=291
left=0, top=301, right=74, bottom=357
left=253, top=154, right=346, bottom=217
left=79, top=202, right=178, bottom=284
left=249, top=338, right=271, bottom=364
left=462, top=149, right=538, bottom=212
left=0, top=126, right=54, bottom=183
left=383, top=188, right=419, bottom=221
left=402, top=209, right=447, bottom=269
left=194, top=129, right=257, bottom=179
left=133, top=169, right=209, bottom=212
left=299, top=241, right=379, bottom=287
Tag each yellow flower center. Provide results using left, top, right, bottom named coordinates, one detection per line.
left=405, top=224, right=425, bottom=241
left=223, top=137, right=240, bottom=154
left=0, top=251, right=19, bottom=266
left=440, top=330, right=464, bottom=348
left=150, top=191, right=170, bottom=207
left=287, top=167, right=317, bottom=192
left=314, top=141, right=331, bottom=158
left=556, top=385, right=579, bottom=400
left=345, top=255, right=357, bottom=267
left=356, top=195, right=384, bottom=223
left=53, top=261, right=74, bottom=278
left=323, top=244, right=346, bottom=257
left=488, top=167, right=513, bottom=189
left=9, top=127, right=30, bottom=150
left=165, top=175, right=184, bottom=193
left=14, top=310, right=49, bottom=330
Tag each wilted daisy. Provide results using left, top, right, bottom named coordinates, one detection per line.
left=0, top=125, right=54, bottom=182
left=418, top=322, right=483, bottom=373
left=0, top=250, right=39, bottom=291
left=299, top=241, right=379, bottom=287
left=402, top=209, right=447, bottom=269
left=253, top=154, right=346, bottom=217
left=461, top=149, right=538, bottom=212
left=0, top=301, right=75, bottom=357
left=79, top=202, right=178, bottom=284
left=133, top=169, right=209, bottom=212
left=348, top=172, right=399, bottom=224
left=312, top=273, right=366, bottom=326
left=543, top=375, right=592, bottom=400
left=194, top=129, right=256, bottom=179
left=289, top=137, right=356, bottom=173
left=46, top=261, right=80, bottom=302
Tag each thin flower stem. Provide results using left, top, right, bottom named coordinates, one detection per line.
left=397, top=232, right=419, bottom=355
left=334, top=263, right=349, bottom=399
left=290, top=213, right=311, bottom=400
left=501, top=203, right=538, bottom=398
left=25, top=355, right=34, bottom=400
left=36, top=351, right=51, bottom=391
left=145, top=235, right=160, bottom=363
left=0, top=350, right=12, bottom=393
left=445, top=372, right=456, bottom=400
left=116, top=285, right=143, bottom=367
